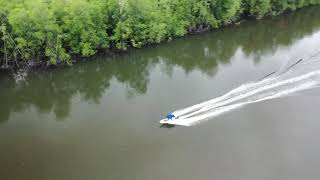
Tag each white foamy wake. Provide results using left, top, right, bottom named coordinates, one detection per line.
left=172, top=77, right=278, bottom=117
left=169, top=81, right=317, bottom=126
left=162, top=55, right=320, bottom=126
left=179, top=71, right=320, bottom=119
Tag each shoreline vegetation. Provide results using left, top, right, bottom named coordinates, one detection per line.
left=1, top=0, right=320, bottom=70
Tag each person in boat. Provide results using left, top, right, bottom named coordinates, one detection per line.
left=166, top=113, right=175, bottom=121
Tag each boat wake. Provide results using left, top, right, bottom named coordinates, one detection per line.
left=161, top=52, right=320, bottom=126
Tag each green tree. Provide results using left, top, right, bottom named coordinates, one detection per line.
left=0, top=0, right=320, bottom=68
left=243, top=0, right=271, bottom=18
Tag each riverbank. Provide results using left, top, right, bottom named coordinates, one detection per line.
left=1, top=0, right=320, bottom=69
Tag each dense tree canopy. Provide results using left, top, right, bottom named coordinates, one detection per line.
left=0, top=0, right=319, bottom=68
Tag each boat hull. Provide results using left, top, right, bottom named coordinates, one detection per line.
left=160, top=119, right=170, bottom=124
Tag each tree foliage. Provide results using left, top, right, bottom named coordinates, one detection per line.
left=0, top=0, right=319, bottom=68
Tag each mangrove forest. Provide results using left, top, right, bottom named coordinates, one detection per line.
left=1, top=0, right=320, bottom=68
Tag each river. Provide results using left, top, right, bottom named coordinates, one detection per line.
left=1, top=7, right=320, bottom=180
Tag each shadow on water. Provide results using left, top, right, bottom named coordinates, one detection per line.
left=0, top=7, right=320, bottom=124
left=160, top=124, right=176, bottom=129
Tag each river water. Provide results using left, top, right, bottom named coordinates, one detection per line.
left=1, top=7, right=320, bottom=180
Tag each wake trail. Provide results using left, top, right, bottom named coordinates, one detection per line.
left=171, top=81, right=318, bottom=126
left=162, top=52, right=320, bottom=126
left=172, top=77, right=278, bottom=117
left=179, top=71, right=320, bottom=119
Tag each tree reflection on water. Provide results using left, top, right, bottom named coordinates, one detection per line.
left=0, top=7, right=320, bottom=124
